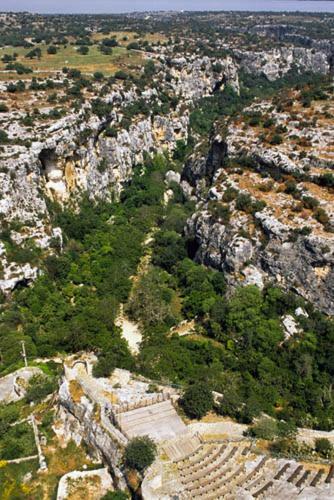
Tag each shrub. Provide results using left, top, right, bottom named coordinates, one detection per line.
left=127, top=42, right=140, bottom=50
left=319, top=173, right=334, bottom=188
left=26, top=47, right=41, bottom=59
left=248, top=417, right=279, bottom=440
left=315, top=438, right=333, bottom=458
left=67, top=68, right=81, bottom=79
left=235, top=193, right=253, bottom=213
left=0, top=130, right=9, bottom=144
left=94, top=71, right=104, bottom=81
left=181, top=382, right=214, bottom=419
left=114, top=70, right=128, bottom=80
left=101, top=38, right=118, bottom=47
left=212, top=62, right=223, bottom=73
left=208, top=202, right=230, bottom=223
left=97, top=158, right=108, bottom=174
left=285, top=180, right=298, bottom=195
left=270, top=134, right=283, bottom=145
left=0, top=422, right=36, bottom=460
left=47, top=45, right=57, bottom=54
left=104, top=126, right=118, bottom=138
left=314, top=207, right=329, bottom=227
left=0, top=404, right=20, bottom=437
left=0, top=103, right=8, bottom=112
left=302, top=195, right=319, bottom=210
left=102, top=492, right=129, bottom=500
left=100, top=45, right=113, bottom=55
left=124, top=436, right=157, bottom=472
left=25, top=375, right=57, bottom=403
left=222, top=187, right=238, bottom=202
left=78, top=45, right=89, bottom=55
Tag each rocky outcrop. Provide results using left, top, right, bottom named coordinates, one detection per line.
left=56, top=468, right=114, bottom=500
left=0, top=56, right=235, bottom=292
left=183, top=138, right=227, bottom=187
left=0, top=366, right=42, bottom=403
left=58, top=376, right=128, bottom=490
left=235, top=47, right=330, bottom=81
left=187, top=204, right=334, bottom=314
left=168, top=55, right=240, bottom=96
left=184, top=86, right=334, bottom=315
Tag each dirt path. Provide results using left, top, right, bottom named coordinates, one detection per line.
left=116, top=305, right=142, bottom=354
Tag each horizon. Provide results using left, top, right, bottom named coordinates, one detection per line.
left=1, top=0, right=334, bottom=15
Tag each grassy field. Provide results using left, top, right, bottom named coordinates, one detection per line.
left=0, top=30, right=167, bottom=80
left=0, top=459, right=40, bottom=500
left=91, top=30, right=167, bottom=46
left=0, top=42, right=144, bottom=78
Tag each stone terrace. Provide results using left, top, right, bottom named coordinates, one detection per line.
left=142, top=438, right=334, bottom=499
left=115, top=400, right=186, bottom=441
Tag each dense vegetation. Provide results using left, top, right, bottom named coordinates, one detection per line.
left=0, top=140, right=334, bottom=431
left=0, top=14, right=333, bottom=434
left=0, top=153, right=172, bottom=374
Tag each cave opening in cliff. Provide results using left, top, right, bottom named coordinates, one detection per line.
left=38, top=148, right=58, bottom=175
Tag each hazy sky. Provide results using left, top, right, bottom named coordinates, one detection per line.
left=1, top=0, right=334, bottom=14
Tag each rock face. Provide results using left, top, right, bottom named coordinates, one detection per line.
left=58, top=374, right=128, bottom=490
left=235, top=47, right=330, bottom=81
left=0, top=40, right=332, bottom=297
left=187, top=202, right=334, bottom=315
left=0, top=56, right=234, bottom=293
left=184, top=84, right=334, bottom=314
left=0, top=366, right=42, bottom=403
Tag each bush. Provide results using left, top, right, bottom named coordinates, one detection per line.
left=315, top=438, right=333, bottom=458
left=101, top=38, right=118, bottom=47
left=78, top=45, right=89, bottom=55
left=100, top=46, right=113, bottom=55
left=127, top=42, right=140, bottom=50
left=302, top=195, right=319, bottom=210
left=0, top=130, right=9, bottom=143
left=47, top=45, right=57, bottom=54
left=152, top=231, right=187, bottom=273
left=26, top=47, right=41, bottom=59
left=314, top=207, right=330, bottom=227
left=319, top=173, right=334, bottom=188
left=248, top=417, right=279, bottom=440
left=94, top=71, right=104, bottom=81
left=104, top=126, right=118, bottom=138
left=114, top=70, right=128, bottom=80
left=101, top=492, right=129, bottom=500
left=125, top=436, right=157, bottom=472
left=7, top=81, right=26, bottom=93
left=0, top=404, right=20, bottom=437
left=235, top=193, right=253, bottom=213
left=270, top=134, right=283, bottom=145
left=181, top=382, right=214, bottom=419
left=25, top=374, right=57, bottom=403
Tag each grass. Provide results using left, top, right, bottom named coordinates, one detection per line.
left=91, top=30, right=166, bottom=46
left=0, top=459, right=40, bottom=500
left=0, top=422, right=37, bottom=460
left=0, top=43, right=144, bottom=77
left=0, top=440, right=96, bottom=499
left=32, top=440, right=97, bottom=499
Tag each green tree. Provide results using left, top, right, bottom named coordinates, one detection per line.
left=181, top=382, right=214, bottom=419
left=125, top=436, right=157, bottom=472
